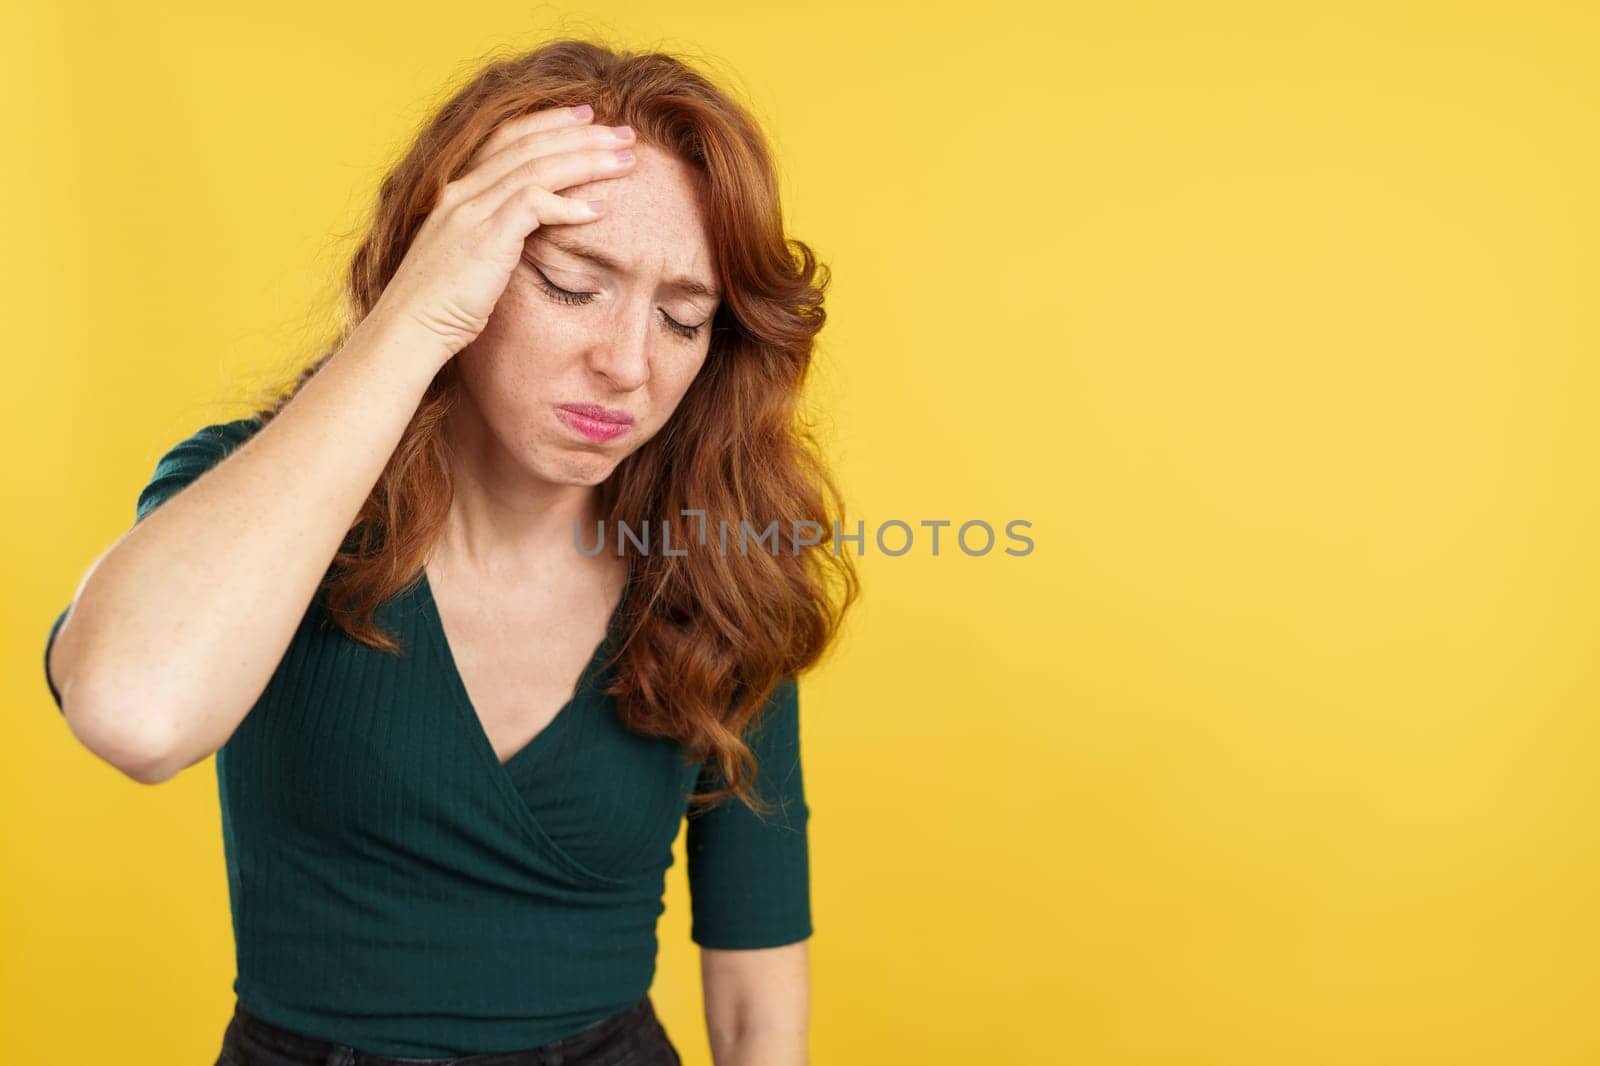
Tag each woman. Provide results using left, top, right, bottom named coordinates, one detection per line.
left=43, top=38, right=857, bottom=1065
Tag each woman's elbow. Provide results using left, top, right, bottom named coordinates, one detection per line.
left=57, top=668, right=187, bottom=785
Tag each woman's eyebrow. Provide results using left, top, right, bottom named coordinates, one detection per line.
left=535, top=231, right=721, bottom=302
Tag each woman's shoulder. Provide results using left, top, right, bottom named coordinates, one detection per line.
left=136, top=415, right=264, bottom=523
left=169, top=415, right=264, bottom=454
left=147, top=415, right=264, bottom=476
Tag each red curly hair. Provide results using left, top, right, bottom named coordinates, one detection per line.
left=245, top=37, right=858, bottom=816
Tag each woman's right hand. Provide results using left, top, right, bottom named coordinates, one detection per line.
left=367, top=103, right=638, bottom=367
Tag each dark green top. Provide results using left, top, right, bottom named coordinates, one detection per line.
left=42, top=418, right=811, bottom=1056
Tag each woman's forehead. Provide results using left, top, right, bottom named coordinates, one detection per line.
left=539, top=146, right=718, bottom=292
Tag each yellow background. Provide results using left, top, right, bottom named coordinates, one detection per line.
left=5, top=2, right=1597, bottom=1063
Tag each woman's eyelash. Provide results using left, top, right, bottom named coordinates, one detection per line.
left=525, top=260, right=703, bottom=341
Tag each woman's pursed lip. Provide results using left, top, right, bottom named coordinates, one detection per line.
left=557, top=402, right=635, bottom=425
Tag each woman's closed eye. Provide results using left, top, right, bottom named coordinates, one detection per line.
left=524, top=259, right=704, bottom=341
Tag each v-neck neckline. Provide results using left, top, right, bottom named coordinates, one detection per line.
left=415, top=567, right=623, bottom=775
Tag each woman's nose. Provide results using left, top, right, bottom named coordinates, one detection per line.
left=586, top=313, right=652, bottom=390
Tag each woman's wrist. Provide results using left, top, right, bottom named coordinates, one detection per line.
left=338, top=305, right=456, bottom=394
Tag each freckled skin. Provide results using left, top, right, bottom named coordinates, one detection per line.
left=449, top=142, right=719, bottom=489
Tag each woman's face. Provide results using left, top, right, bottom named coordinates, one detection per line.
left=450, top=140, right=720, bottom=487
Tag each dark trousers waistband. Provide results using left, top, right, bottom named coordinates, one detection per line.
left=224, top=996, right=657, bottom=1065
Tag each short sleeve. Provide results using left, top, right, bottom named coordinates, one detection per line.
left=685, top=675, right=813, bottom=949
left=43, top=606, right=70, bottom=711
left=43, top=418, right=263, bottom=713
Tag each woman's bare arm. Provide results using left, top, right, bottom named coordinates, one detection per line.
left=701, top=941, right=811, bottom=1066
left=48, top=102, right=634, bottom=785
left=48, top=314, right=442, bottom=784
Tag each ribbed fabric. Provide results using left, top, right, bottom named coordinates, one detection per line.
left=42, top=418, right=812, bottom=1056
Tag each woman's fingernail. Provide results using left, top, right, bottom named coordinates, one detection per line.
left=571, top=103, right=594, bottom=120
